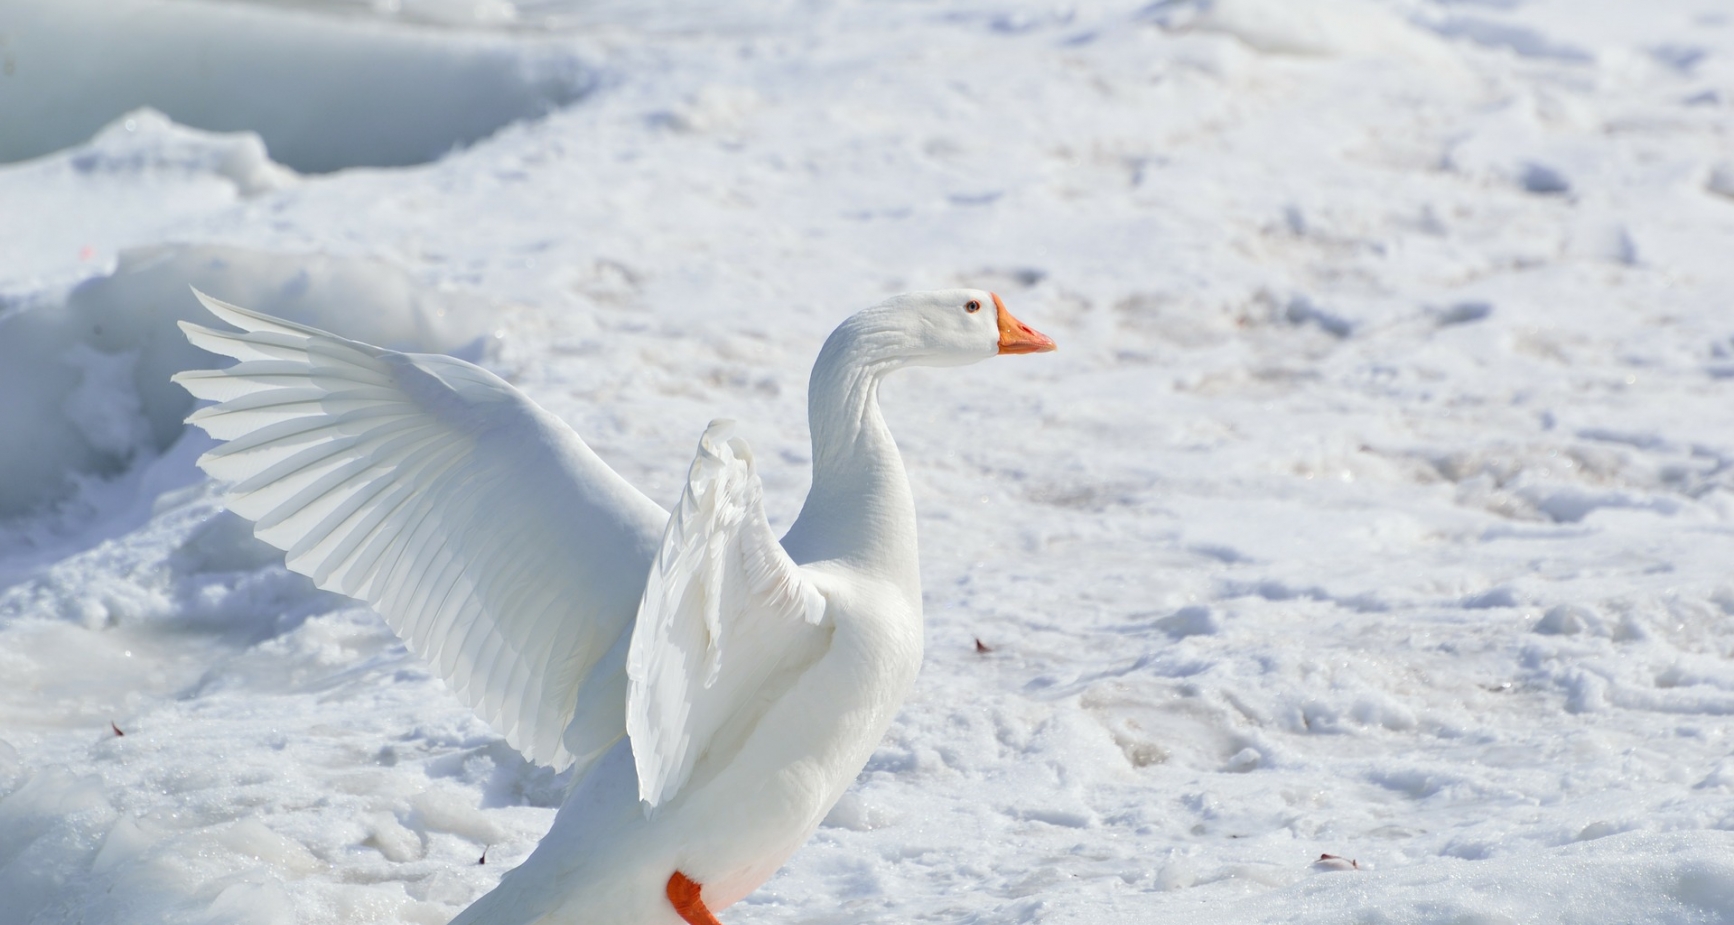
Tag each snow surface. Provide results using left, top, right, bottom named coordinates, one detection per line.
left=1, top=0, right=594, bottom=172
left=3, top=0, right=1734, bottom=922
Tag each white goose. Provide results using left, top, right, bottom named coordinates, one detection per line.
left=173, top=288, right=1055, bottom=924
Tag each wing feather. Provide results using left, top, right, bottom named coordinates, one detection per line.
left=625, top=420, right=831, bottom=810
left=174, top=289, right=667, bottom=771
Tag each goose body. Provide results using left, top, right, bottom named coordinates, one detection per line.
left=173, top=289, right=1054, bottom=924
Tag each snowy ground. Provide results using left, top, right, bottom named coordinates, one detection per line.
left=3, top=0, right=1734, bottom=922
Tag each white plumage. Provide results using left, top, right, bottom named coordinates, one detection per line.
left=176, top=294, right=663, bottom=775
left=174, top=286, right=1054, bottom=924
left=627, top=420, right=829, bottom=811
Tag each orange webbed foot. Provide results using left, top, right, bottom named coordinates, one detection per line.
left=667, top=871, right=723, bottom=925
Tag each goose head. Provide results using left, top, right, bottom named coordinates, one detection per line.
left=793, top=288, right=1056, bottom=563
left=834, top=289, right=1057, bottom=370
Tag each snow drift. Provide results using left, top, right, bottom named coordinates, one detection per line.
left=0, top=0, right=596, bottom=172
left=0, top=245, right=493, bottom=519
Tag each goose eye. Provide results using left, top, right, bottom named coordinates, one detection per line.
left=965, top=300, right=982, bottom=313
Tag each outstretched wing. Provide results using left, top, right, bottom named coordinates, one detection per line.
left=173, top=289, right=667, bottom=772
left=626, top=420, right=831, bottom=810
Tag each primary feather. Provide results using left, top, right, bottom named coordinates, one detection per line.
left=174, top=289, right=666, bottom=773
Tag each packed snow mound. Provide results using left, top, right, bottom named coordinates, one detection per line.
left=1149, top=0, right=1461, bottom=68
left=66, top=109, right=296, bottom=199
left=0, top=0, right=596, bottom=172
left=0, top=111, right=302, bottom=294
left=0, top=245, right=494, bottom=518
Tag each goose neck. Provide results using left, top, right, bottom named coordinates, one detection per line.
left=783, top=324, right=918, bottom=582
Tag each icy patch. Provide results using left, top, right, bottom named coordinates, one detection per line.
left=0, top=0, right=596, bottom=172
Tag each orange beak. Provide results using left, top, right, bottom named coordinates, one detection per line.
left=994, top=293, right=1057, bottom=355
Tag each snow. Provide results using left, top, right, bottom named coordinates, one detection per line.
left=0, top=237, right=491, bottom=522
left=1, top=0, right=594, bottom=172
left=2, top=0, right=1733, bottom=923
